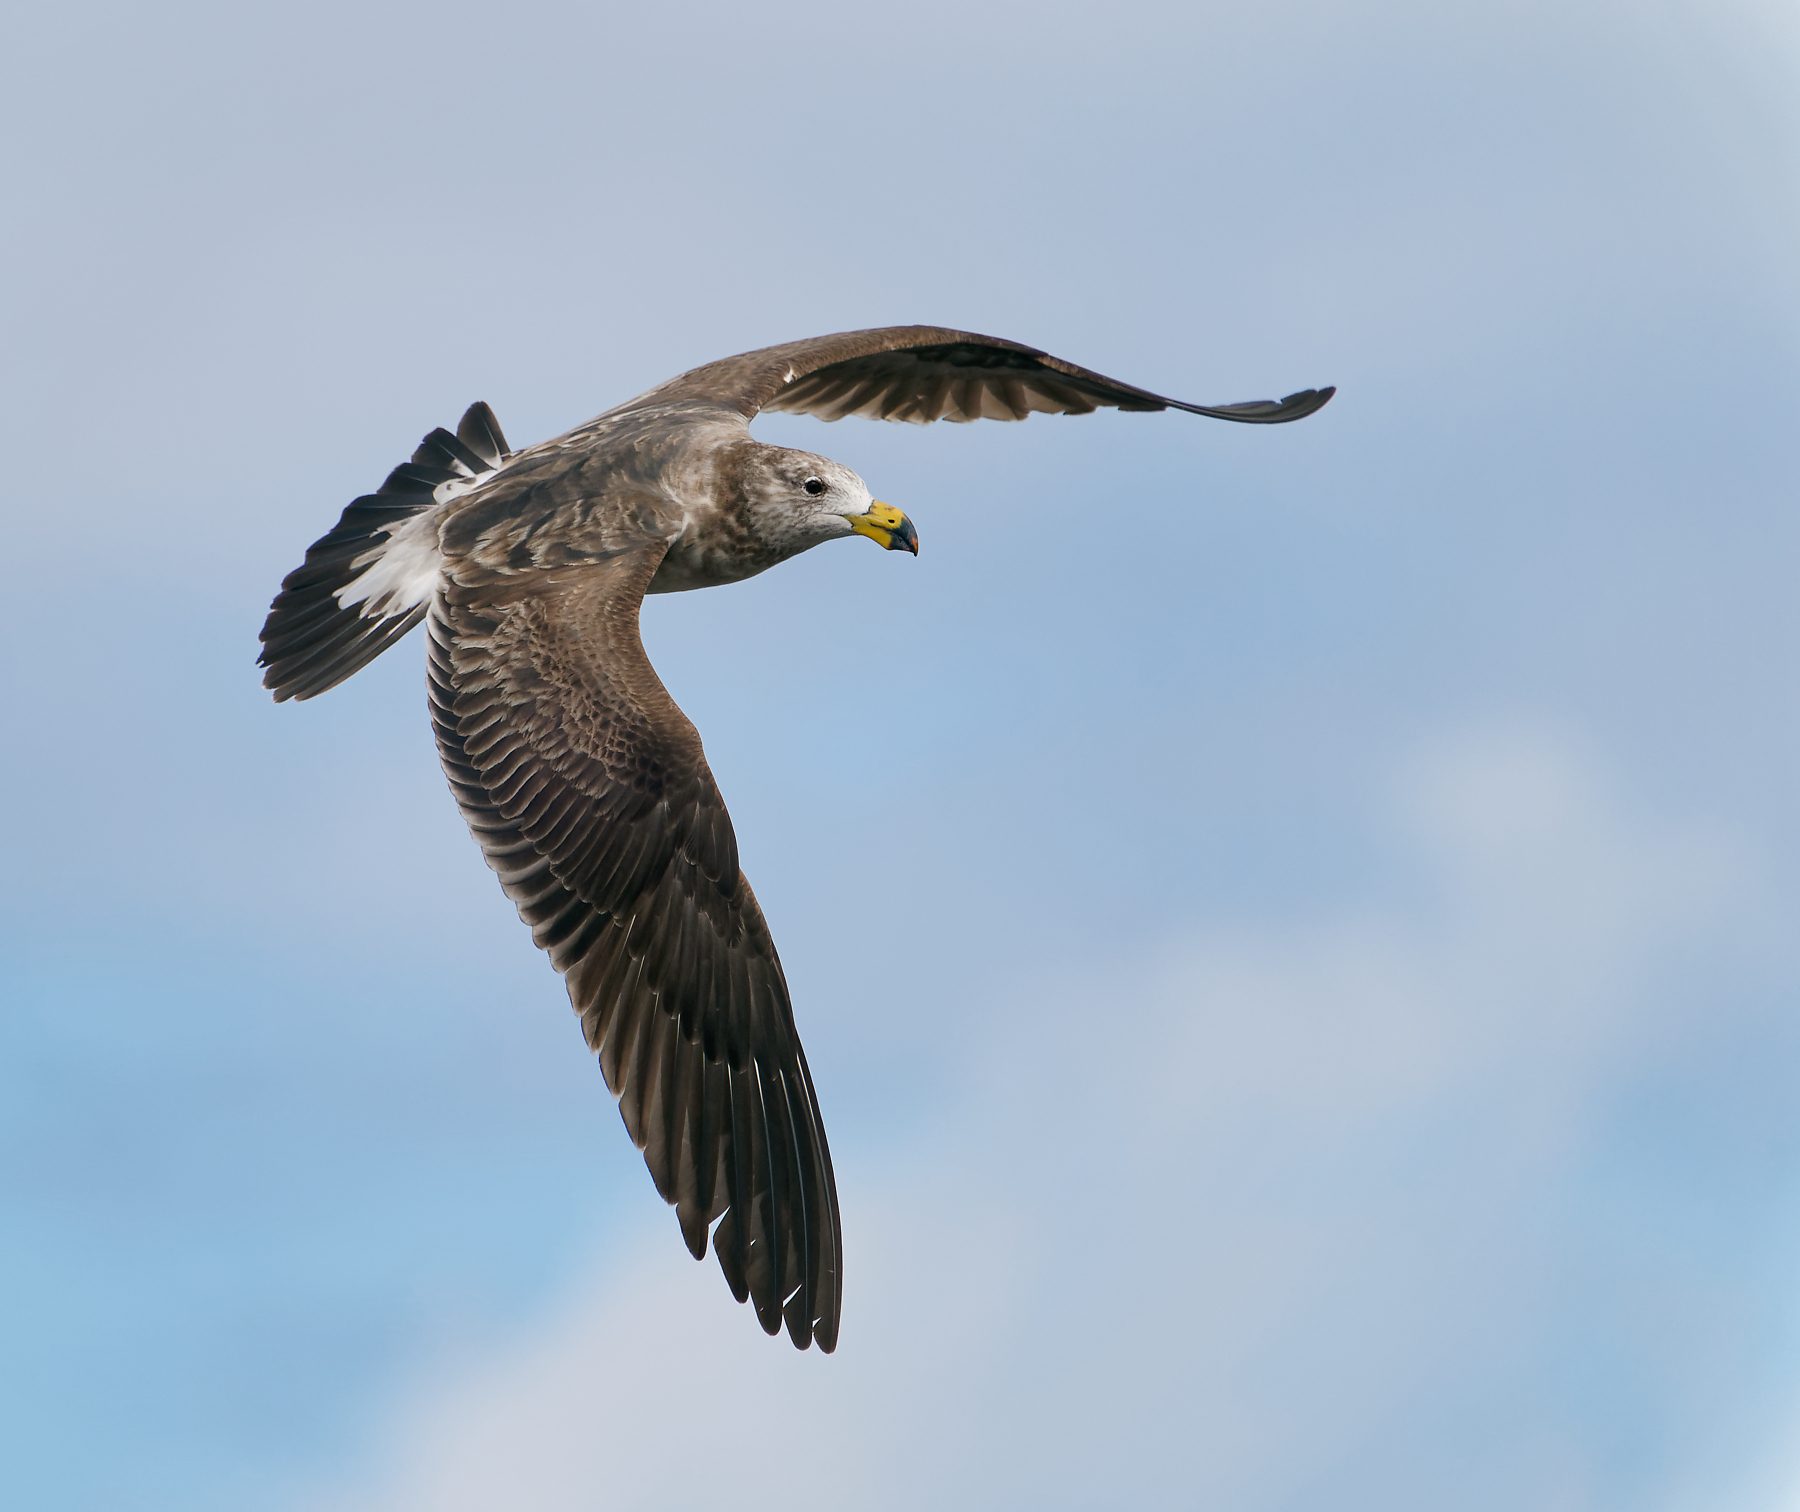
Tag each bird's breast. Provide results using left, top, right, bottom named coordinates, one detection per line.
left=650, top=518, right=784, bottom=595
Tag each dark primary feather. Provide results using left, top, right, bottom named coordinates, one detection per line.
left=639, top=324, right=1335, bottom=428
left=427, top=544, right=842, bottom=1351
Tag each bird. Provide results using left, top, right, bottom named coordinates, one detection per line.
left=258, top=325, right=1333, bottom=1353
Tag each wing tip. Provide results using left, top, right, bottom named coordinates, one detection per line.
left=1285, top=384, right=1336, bottom=417
left=1182, top=384, right=1337, bottom=424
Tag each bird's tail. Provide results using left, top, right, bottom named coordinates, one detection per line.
left=258, top=402, right=511, bottom=701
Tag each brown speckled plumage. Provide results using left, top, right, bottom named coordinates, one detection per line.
left=257, top=327, right=1333, bottom=1352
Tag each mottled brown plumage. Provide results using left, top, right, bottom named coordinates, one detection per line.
left=258, top=326, right=1333, bottom=1352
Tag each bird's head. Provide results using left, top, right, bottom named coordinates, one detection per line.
left=734, top=443, right=919, bottom=558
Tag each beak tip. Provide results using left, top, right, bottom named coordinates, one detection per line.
left=851, top=503, right=919, bottom=556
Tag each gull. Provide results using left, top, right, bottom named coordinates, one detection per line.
left=259, top=326, right=1334, bottom=1351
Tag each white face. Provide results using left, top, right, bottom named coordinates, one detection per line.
left=756, top=447, right=875, bottom=549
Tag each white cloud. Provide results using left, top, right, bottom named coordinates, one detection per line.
left=302, top=719, right=1776, bottom=1512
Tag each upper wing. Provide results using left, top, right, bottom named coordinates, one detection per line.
left=645, top=325, right=1334, bottom=426
left=429, top=543, right=842, bottom=1351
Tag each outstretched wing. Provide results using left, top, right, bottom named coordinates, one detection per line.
left=429, top=543, right=842, bottom=1351
left=647, top=325, right=1334, bottom=426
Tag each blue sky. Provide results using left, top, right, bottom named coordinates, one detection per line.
left=4, top=1, right=1797, bottom=1508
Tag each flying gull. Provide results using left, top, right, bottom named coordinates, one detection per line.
left=258, top=326, right=1334, bottom=1352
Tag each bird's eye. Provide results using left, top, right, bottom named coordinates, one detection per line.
left=802, top=477, right=827, bottom=496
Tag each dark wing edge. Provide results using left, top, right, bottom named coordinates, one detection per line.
left=428, top=545, right=843, bottom=1351
left=649, top=325, right=1334, bottom=427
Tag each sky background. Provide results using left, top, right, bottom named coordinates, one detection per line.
left=4, top=1, right=1798, bottom=1508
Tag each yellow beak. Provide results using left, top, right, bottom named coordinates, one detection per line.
left=845, top=501, right=919, bottom=555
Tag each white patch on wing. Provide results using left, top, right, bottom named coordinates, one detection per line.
left=335, top=509, right=444, bottom=620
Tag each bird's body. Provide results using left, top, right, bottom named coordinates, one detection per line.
left=259, top=325, right=1332, bottom=1352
